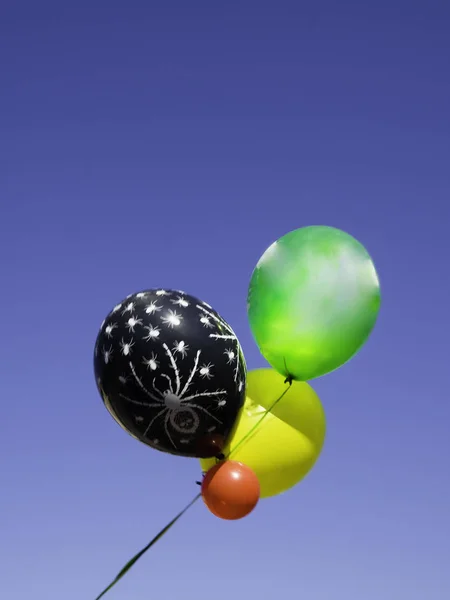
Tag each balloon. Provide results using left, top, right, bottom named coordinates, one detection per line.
left=247, top=226, right=380, bottom=381
left=200, top=368, right=326, bottom=498
left=201, top=461, right=260, bottom=520
left=94, top=289, right=246, bottom=458
left=195, top=433, right=226, bottom=459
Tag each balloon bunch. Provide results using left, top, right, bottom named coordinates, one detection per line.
left=93, top=225, right=380, bottom=599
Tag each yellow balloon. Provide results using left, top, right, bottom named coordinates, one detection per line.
left=200, top=368, right=326, bottom=498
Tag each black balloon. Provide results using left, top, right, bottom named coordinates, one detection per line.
left=94, top=289, right=246, bottom=458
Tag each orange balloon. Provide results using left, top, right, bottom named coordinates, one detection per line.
left=201, top=460, right=260, bottom=520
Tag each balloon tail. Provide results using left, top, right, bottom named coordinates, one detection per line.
left=226, top=377, right=292, bottom=460
left=94, top=493, right=201, bottom=600
left=283, top=356, right=293, bottom=384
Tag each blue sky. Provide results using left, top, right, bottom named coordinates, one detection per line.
left=1, top=2, right=449, bottom=599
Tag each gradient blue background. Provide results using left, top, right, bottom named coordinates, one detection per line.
left=2, top=2, right=449, bottom=599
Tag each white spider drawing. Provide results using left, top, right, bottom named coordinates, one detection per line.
left=199, top=315, right=214, bottom=328
left=105, top=323, right=117, bottom=338
left=199, top=363, right=213, bottom=379
left=171, top=295, right=190, bottom=308
left=142, top=352, right=159, bottom=371
left=156, top=289, right=169, bottom=296
left=126, top=316, right=143, bottom=332
left=145, top=301, right=162, bottom=315
left=196, top=304, right=243, bottom=382
left=217, top=396, right=227, bottom=408
left=224, top=349, right=235, bottom=364
left=173, top=340, right=189, bottom=358
left=120, top=338, right=134, bottom=356
left=119, top=344, right=227, bottom=450
left=160, top=309, right=182, bottom=328
left=121, top=302, right=135, bottom=315
left=143, top=324, right=160, bottom=341
left=102, top=345, right=113, bottom=364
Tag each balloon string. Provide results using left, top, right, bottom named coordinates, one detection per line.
left=93, top=370, right=293, bottom=599
left=225, top=375, right=293, bottom=460
left=93, top=493, right=201, bottom=600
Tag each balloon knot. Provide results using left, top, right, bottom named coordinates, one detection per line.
left=282, top=357, right=293, bottom=385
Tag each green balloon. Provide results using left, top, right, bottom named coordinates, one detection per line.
left=247, top=226, right=381, bottom=381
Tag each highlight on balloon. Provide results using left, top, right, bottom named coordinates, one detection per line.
left=92, top=225, right=380, bottom=599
